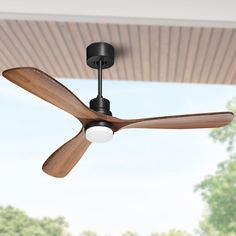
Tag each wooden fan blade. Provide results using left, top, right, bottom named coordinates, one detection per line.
left=113, top=112, right=234, bottom=131
left=42, top=129, right=91, bottom=178
left=2, top=67, right=103, bottom=123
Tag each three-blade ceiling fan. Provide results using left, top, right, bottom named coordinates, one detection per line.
left=2, top=42, right=234, bottom=178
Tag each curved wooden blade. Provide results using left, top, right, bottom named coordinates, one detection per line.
left=42, top=129, right=91, bottom=178
left=2, top=67, right=103, bottom=123
left=112, top=112, right=234, bottom=131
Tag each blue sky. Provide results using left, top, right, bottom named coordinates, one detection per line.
left=0, top=76, right=235, bottom=235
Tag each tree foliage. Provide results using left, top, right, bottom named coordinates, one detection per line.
left=197, top=216, right=222, bottom=236
left=121, top=231, right=139, bottom=236
left=151, top=229, right=192, bottom=236
left=196, top=154, right=236, bottom=234
left=210, top=97, right=236, bottom=153
left=79, top=231, right=98, bottom=236
left=196, top=97, right=236, bottom=235
left=0, top=206, right=71, bottom=236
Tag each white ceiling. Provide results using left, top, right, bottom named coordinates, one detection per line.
left=1, top=0, right=236, bottom=85
left=1, top=0, right=236, bottom=25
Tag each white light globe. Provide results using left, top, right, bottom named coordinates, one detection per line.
left=85, top=126, right=113, bottom=143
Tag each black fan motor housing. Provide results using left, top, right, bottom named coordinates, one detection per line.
left=89, top=97, right=112, bottom=116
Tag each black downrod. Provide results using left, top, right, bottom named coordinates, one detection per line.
left=87, top=42, right=114, bottom=115
left=98, top=60, right=103, bottom=98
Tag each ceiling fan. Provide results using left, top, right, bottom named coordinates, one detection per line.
left=2, top=42, right=234, bottom=178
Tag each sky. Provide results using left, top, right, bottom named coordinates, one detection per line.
left=0, top=76, right=235, bottom=236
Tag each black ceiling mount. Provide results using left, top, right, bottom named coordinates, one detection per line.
left=87, top=42, right=114, bottom=69
left=86, top=42, right=114, bottom=116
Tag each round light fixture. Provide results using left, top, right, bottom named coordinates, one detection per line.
left=85, top=122, right=113, bottom=143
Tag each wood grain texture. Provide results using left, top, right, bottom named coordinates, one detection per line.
left=42, top=129, right=91, bottom=177
left=2, top=67, right=100, bottom=121
left=112, top=112, right=234, bottom=131
left=2, top=67, right=124, bottom=125
left=0, top=19, right=236, bottom=84
left=3, top=68, right=233, bottom=132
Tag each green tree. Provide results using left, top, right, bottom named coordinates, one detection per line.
left=0, top=206, right=71, bottom=236
left=121, top=231, right=139, bottom=236
left=196, top=97, right=236, bottom=235
left=195, top=215, right=220, bottom=236
left=210, top=97, right=236, bottom=153
left=79, top=231, right=98, bottom=236
left=151, top=229, right=192, bottom=236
